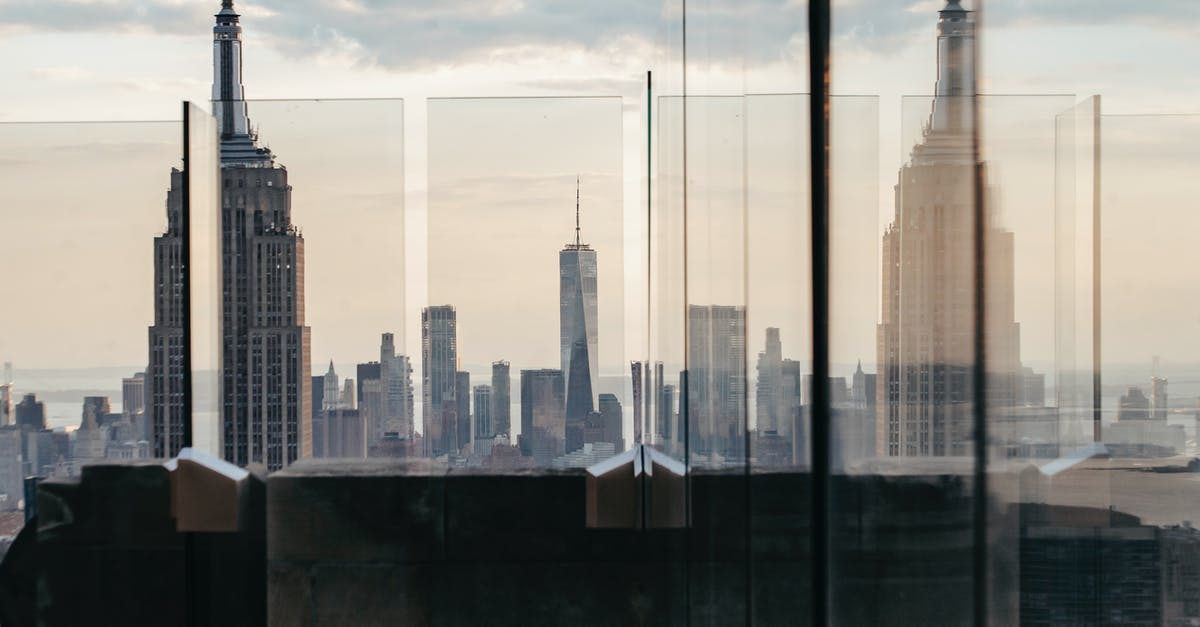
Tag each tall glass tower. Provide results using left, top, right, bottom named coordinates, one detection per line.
left=422, top=305, right=458, bottom=457
left=559, top=180, right=598, bottom=454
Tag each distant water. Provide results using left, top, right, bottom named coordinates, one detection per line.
left=10, top=367, right=132, bottom=430
left=10, top=367, right=218, bottom=432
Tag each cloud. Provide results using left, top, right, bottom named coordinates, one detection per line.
left=0, top=0, right=212, bottom=35
left=28, top=66, right=96, bottom=81
left=985, top=0, right=1200, bottom=31
left=0, top=0, right=1191, bottom=75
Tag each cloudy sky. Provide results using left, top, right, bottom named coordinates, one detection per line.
left=0, top=0, right=1196, bottom=382
left=0, top=0, right=1195, bottom=121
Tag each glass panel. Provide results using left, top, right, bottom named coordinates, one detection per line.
left=831, top=91, right=980, bottom=625
left=195, top=98, right=405, bottom=469
left=651, top=90, right=686, bottom=464
left=681, top=94, right=747, bottom=471
left=426, top=97, right=624, bottom=468
left=977, top=93, right=1080, bottom=626
left=222, top=99, right=406, bottom=465
left=185, top=102, right=221, bottom=457
left=1052, top=96, right=1101, bottom=454
left=828, top=96, right=881, bottom=472
left=978, top=95, right=1076, bottom=462
left=746, top=93, right=811, bottom=472
left=0, top=119, right=179, bottom=530
left=1021, top=112, right=1200, bottom=626
left=1098, top=114, right=1200, bottom=450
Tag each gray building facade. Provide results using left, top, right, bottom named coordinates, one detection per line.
left=421, top=305, right=458, bottom=457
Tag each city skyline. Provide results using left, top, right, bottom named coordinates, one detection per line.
left=0, top=0, right=1197, bottom=459
left=4, top=5, right=1200, bottom=374
left=1, top=2, right=1198, bottom=622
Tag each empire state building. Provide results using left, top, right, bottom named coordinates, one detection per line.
left=149, top=0, right=311, bottom=471
left=214, top=0, right=311, bottom=471
left=876, top=0, right=1021, bottom=458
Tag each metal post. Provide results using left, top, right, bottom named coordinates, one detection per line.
left=808, top=1, right=832, bottom=625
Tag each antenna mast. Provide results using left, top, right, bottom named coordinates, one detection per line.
left=575, top=176, right=581, bottom=247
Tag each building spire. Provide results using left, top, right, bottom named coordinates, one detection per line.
left=575, top=176, right=581, bottom=247
left=212, top=0, right=273, bottom=165
left=929, top=0, right=974, bottom=134
left=213, top=0, right=250, bottom=139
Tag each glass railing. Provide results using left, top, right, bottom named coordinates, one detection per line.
left=196, top=98, right=406, bottom=469
left=0, top=118, right=181, bottom=537
left=9, top=8, right=1200, bottom=627
left=426, top=96, right=625, bottom=467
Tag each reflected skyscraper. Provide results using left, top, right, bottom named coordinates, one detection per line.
left=213, top=0, right=311, bottom=471
left=755, top=327, right=784, bottom=434
left=560, top=180, right=599, bottom=448
left=877, top=0, right=1021, bottom=458
left=688, top=304, right=747, bottom=464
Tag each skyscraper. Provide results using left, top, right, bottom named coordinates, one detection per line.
left=659, top=380, right=676, bottom=448
left=422, top=305, right=458, bottom=457
left=14, top=394, right=45, bottom=432
left=631, top=361, right=644, bottom=446
left=311, top=361, right=340, bottom=457
left=782, top=359, right=803, bottom=464
left=212, top=0, right=311, bottom=471
left=0, top=363, right=12, bottom=427
left=597, top=393, right=624, bottom=452
left=311, top=374, right=326, bottom=457
left=755, top=327, right=784, bottom=435
left=147, top=166, right=187, bottom=459
left=474, top=384, right=493, bottom=439
left=491, top=360, right=511, bottom=436
left=520, top=368, right=565, bottom=464
left=876, top=0, right=1021, bottom=458
left=341, top=378, right=356, bottom=410
left=122, top=372, right=146, bottom=438
left=360, top=378, right=383, bottom=452
left=356, top=362, right=380, bottom=415
left=150, top=1, right=310, bottom=470
left=322, top=361, right=341, bottom=412
left=455, top=371, right=471, bottom=453
left=1151, top=377, right=1168, bottom=419
left=380, top=333, right=414, bottom=439
left=687, top=304, right=747, bottom=464
left=560, top=181, right=599, bottom=438
left=1117, top=387, right=1151, bottom=422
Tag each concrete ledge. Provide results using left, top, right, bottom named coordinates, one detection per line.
left=265, top=464, right=998, bottom=626
left=34, top=459, right=266, bottom=627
